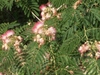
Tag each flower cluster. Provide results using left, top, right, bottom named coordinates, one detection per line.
left=32, top=21, right=56, bottom=47
left=32, top=2, right=58, bottom=47
left=0, top=30, right=22, bottom=53
left=40, top=2, right=60, bottom=21
left=78, top=41, right=100, bottom=60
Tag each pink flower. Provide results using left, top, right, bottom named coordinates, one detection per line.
left=78, top=41, right=90, bottom=56
left=1, top=30, right=14, bottom=40
left=1, top=33, right=7, bottom=40
left=32, top=21, right=44, bottom=34
left=46, top=27, right=56, bottom=35
left=45, top=27, right=56, bottom=40
left=5, top=30, right=15, bottom=37
left=4, top=38, right=11, bottom=44
left=39, top=4, right=47, bottom=11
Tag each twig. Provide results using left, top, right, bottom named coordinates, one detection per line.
left=57, top=4, right=66, bottom=11
left=31, top=12, right=42, bottom=22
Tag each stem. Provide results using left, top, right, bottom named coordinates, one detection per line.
left=57, top=4, right=66, bottom=11
left=31, top=12, right=42, bottom=22
left=84, top=26, right=88, bottom=41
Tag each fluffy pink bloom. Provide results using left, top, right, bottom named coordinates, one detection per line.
left=45, top=27, right=56, bottom=41
left=5, top=30, right=15, bottom=37
left=39, top=4, right=47, bottom=11
left=4, top=38, right=11, bottom=44
left=1, top=30, right=14, bottom=40
left=78, top=42, right=90, bottom=56
left=1, top=33, right=7, bottom=40
left=32, top=21, right=44, bottom=34
left=46, top=27, right=56, bottom=35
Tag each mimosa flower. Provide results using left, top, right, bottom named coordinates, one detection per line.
left=32, top=21, right=44, bottom=34
left=46, top=27, right=56, bottom=36
left=5, top=30, right=15, bottom=37
left=78, top=41, right=90, bottom=56
left=39, top=4, right=47, bottom=11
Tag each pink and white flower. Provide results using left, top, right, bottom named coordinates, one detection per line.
left=78, top=41, right=90, bottom=56
left=5, top=30, right=15, bottom=37
left=46, top=27, right=56, bottom=36
left=1, top=30, right=14, bottom=40
left=39, top=4, right=47, bottom=11
left=32, top=21, right=44, bottom=34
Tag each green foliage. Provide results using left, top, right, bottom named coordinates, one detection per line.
left=15, top=0, right=39, bottom=17
left=0, top=0, right=14, bottom=11
left=0, top=0, right=100, bottom=75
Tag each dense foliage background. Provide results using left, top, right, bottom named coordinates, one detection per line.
left=0, top=0, right=100, bottom=75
